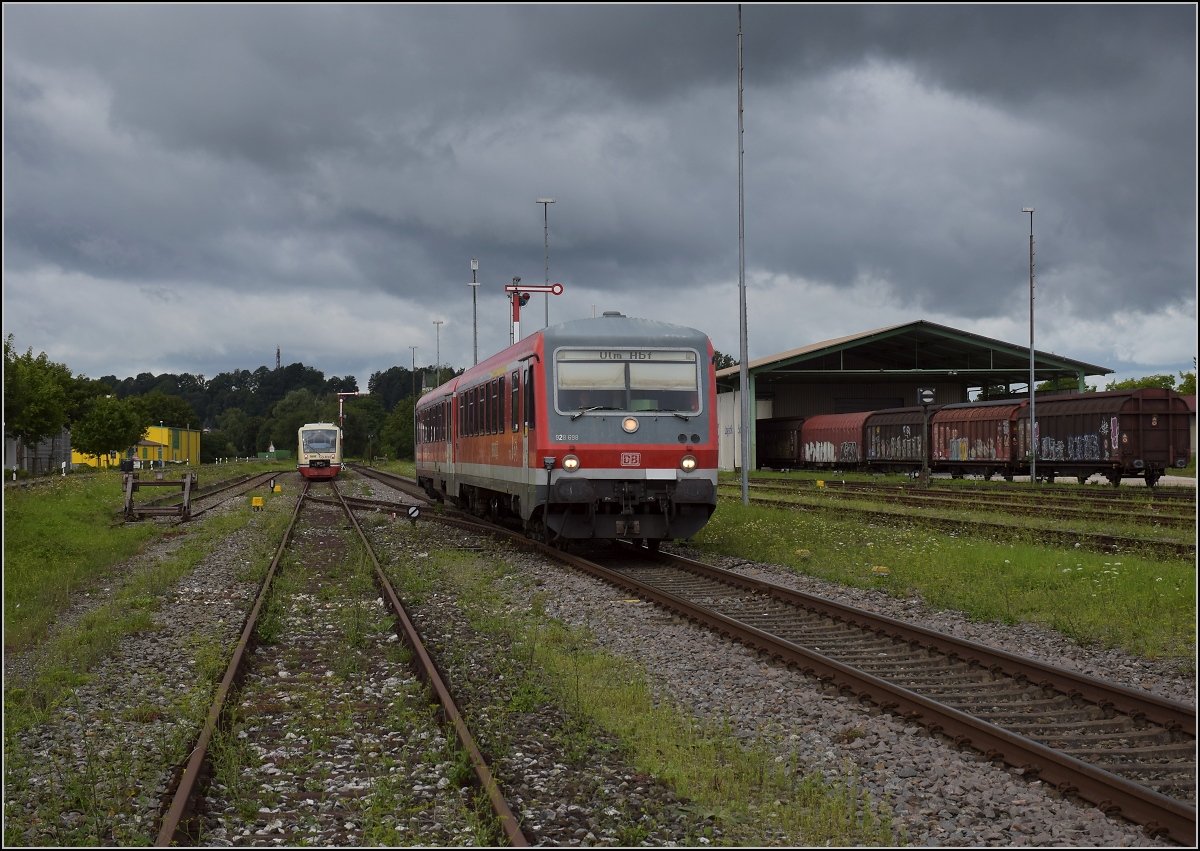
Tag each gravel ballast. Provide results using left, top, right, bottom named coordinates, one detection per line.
left=5, top=469, right=1193, bottom=847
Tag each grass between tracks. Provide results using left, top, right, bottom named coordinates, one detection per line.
left=3, top=463, right=292, bottom=736
left=692, top=498, right=1196, bottom=664
left=211, top=519, right=504, bottom=846
left=386, top=540, right=899, bottom=846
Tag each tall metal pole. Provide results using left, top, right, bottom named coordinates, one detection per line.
left=737, top=6, right=750, bottom=505
left=537, top=198, right=556, bottom=327
left=470, top=258, right=479, bottom=366
left=1024, top=207, right=1036, bottom=485
left=433, top=320, right=443, bottom=386
left=409, top=345, right=418, bottom=400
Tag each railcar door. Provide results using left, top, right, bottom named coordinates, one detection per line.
left=444, top=399, right=453, bottom=474
left=521, top=365, right=531, bottom=474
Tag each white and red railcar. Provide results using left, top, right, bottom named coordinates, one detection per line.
left=297, top=422, right=343, bottom=480
left=415, top=313, right=719, bottom=546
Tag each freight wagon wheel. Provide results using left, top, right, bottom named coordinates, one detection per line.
left=643, top=539, right=660, bottom=553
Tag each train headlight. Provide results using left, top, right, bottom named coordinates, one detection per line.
left=563, top=454, right=580, bottom=471
left=622, top=417, right=639, bottom=434
left=680, top=454, right=697, bottom=472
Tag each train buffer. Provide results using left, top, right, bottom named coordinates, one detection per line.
left=123, top=472, right=198, bottom=521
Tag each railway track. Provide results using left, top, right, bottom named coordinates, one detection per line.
left=156, top=478, right=525, bottom=846
left=741, top=480, right=1196, bottom=529
left=557, top=545, right=1197, bottom=845
left=350, top=465, right=1197, bottom=844
left=720, top=488, right=1197, bottom=560
left=747, top=475, right=1198, bottom=504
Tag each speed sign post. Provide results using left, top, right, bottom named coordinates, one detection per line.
left=917, top=387, right=936, bottom=487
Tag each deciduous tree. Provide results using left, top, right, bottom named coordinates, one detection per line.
left=71, top=396, right=150, bottom=464
left=4, top=335, right=70, bottom=469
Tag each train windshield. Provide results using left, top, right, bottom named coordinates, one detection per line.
left=555, top=350, right=700, bottom=414
left=301, top=429, right=338, bottom=453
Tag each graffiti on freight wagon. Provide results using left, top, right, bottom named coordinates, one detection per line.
left=1036, top=418, right=1116, bottom=462
left=867, top=433, right=923, bottom=461
left=932, top=422, right=1011, bottom=462
left=805, top=441, right=861, bottom=464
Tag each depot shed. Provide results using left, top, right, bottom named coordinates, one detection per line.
left=716, top=320, right=1111, bottom=471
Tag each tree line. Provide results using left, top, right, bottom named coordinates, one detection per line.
left=4, top=334, right=460, bottom=471
left=4, top=335, right=1193, bottom=474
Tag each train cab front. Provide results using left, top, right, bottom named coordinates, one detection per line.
left=541, top=342, right=718, bottom=543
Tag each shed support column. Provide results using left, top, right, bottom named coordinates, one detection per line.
left=748, top=371, right=758, bottom=472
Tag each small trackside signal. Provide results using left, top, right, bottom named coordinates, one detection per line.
left=407, top=505, right=420, bottom=526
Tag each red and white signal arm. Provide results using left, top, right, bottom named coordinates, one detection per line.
left=505, top=282, right=564, bottom=295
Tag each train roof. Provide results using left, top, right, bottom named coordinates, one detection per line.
left=416, top=313, right=711, bottom=408
left=542, top=313, right=710, bottom=349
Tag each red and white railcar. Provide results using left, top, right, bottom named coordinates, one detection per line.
left=415, top=313, right=719, bottom=546
left=297, top=422, right=342, bottom=480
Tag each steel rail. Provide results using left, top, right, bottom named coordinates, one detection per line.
left=333, top=481, right=528, bottom=846
left=747, top=476, right=1197, bottom=502
left=347, top=466, right=1196, bottom=842
left=723, top=490, right=1196, bottom=559
left=555, top=552, right=1197, bottom=845
left=647, top=548, right=1197, bottom=735
left=741, top=481, right=1196, bottom=527
left=155, top=479, right=310, bottom=845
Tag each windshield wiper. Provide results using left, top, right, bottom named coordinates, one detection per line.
left=571, top=405, right=620, bottom=420
left=640, top=408, right=693, bottom=421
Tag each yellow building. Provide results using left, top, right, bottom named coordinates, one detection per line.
left=72, top=426, right=200, bottom=469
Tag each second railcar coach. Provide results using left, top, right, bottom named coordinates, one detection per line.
left=415, top=312, right=720, bottom=547
left=297, top=422, right=343, bottom=480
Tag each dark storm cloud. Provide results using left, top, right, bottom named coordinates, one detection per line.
left=3, top=4, right=1195, bottom=386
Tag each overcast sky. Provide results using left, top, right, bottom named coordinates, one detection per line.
left=4, top=5, right=1196, bottom=396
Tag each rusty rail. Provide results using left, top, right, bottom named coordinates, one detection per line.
left=332, top=482, right=528, bottom=846
left=155, top=480, right=309, bottom=845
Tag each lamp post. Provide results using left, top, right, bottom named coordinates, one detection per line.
left=1023, top=207, right=1036, bottom=485
left=409, top=345, right=418, bottom=400
left=736, top=8, right=750, bottom=506
left=536, top=198, right=555, bottom=327
left=433, top=320, right=443, bottom=386
left=469, top=258, right=480, bottom=366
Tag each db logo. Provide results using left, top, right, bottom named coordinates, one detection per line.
left=620, top=452, right=642, bottom=467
